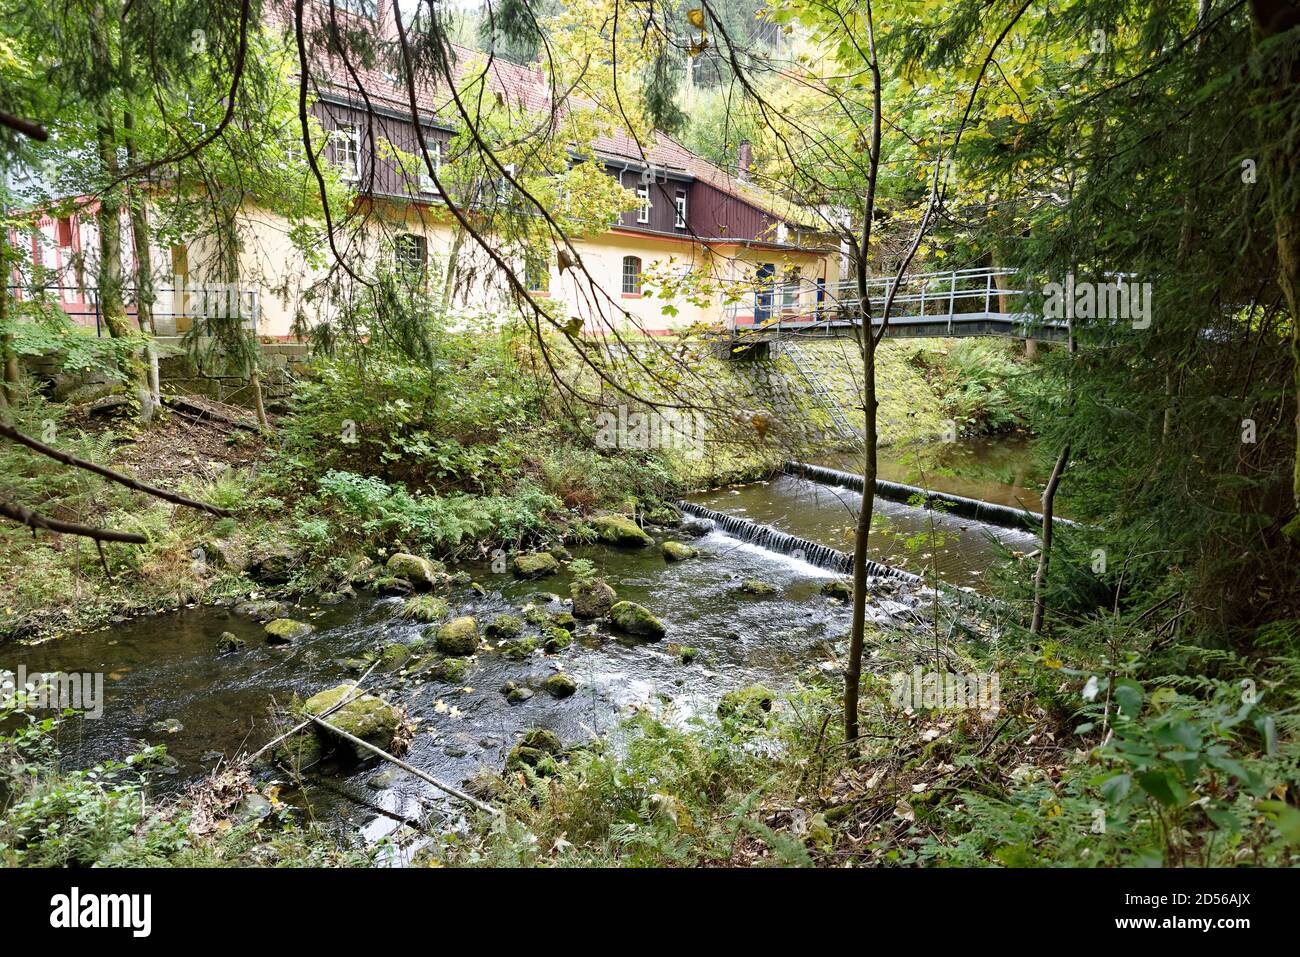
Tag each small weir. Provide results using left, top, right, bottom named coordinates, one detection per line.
left=784, top=461, right=1077, bottom=529
left=676, top=500, right=921, bottom=583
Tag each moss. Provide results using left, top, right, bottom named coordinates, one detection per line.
left=512, top=552, right=561, bottom=579
left=543, top=626, right=573, bottom=653
left=644, top=504, right=682, bottom=526
left=300, top=685, right=406, bottom=761
left=434, top=616, right=479, bottom=656
left=385, top=553, right=448, bottom=590
left=433, top=656, right=472, bottom=683
left=235, top=599, right=289, bottom=621
left=377, top=642, right=411, bottom=671
left=548, top=610, right=577, bottom=630
left=589, top=514, right=654, bottom=547
left=542, top=673, right=578, bottom=698
left=571, top=579, right=616, bottom=619
left=523, top=607, right=549, bottom=627
left=272, top=731, right=323, bottom=775
left=216, top=632, right=246, bottom=655
left=820, top=579, right=852, bottom=601
left=401, top=595, right=450, bottom=623
left=718, top=684, right=775, bottom=722
left=661, top=540, right=698, bottom=562
left=369, top=576, right=413, bottom=596
left=609, top=600, right=666, bottom=639
left=519, top=728, right=563, bottom=753
left=668, top=643, right=699, bottom=664
left=485, top=614, right=523, bottom=640
left=499, top=637, right=539, bottom=660
left=264, top=618, right=314, bottom=643
left=738, top=579, right=778, bottom=596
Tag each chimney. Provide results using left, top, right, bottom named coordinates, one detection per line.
left=737, top=141, right=752, bottom=182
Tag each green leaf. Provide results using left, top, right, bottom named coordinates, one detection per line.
left=1099, top=772, right=1131, bottom=804
left=1114, top=679, right=1144, bottom=718
left=1137, top=770, right=1187, bottom=807
left=1256, top=800, right=1300, bottom=845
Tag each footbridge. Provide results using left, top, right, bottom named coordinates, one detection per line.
left=721, top=267, right=1068, bottom=344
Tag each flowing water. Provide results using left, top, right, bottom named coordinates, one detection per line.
left=0, top=436, right=1042, bottom=858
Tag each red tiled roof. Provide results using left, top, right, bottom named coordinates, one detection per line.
left=270, top=2, right=817, bottom=227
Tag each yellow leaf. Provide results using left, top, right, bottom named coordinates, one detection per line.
left=686, top=8, right=706, bottom=29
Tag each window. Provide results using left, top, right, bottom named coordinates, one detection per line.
left=395, top=233, right=427, bottom=280
left=333, top=124, right=361, bottom=181
left=636, top=184, right=651, bottom=224
left=782, top=269, right=800, bottom=311
left=56, top=217, right=74, bottom=247
left=525, top=255, right=550, bottom=294
left=418, top=140, right=442, bottom=194
left=330, top=0, right=377, bottom=17
left=674, top=190, right=687, bottom=229
left=622, top=256, right=642, bottom=295
left=497, top=163, right=517, bottom=204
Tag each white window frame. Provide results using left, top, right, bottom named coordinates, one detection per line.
left=636, top=184, right=651, bottom=224
left=622, top=255, right=642, bottom=295
left=333, top=124, right=361, bottom=182
left=497, top=162, right=517, bottom=204
left=418, top=140, right=442, bottom=194
left=395, top=233, right=427, bottom=279
left=674, top=191, right=687, bottom=228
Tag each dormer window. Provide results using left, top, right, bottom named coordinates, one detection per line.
left=418, top=140, right=442, bottom=194
left=636, top=184, right=651, bottom=224
left=674, top=190, right=687, bottom=228
left=333, top=124, right=361, bottom=181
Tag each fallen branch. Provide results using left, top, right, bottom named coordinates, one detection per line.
left=246, top=659, right=382, bottom=765
left=0, top=421, right=232, bottom=518
left=0, top=497, right=147, bottom=544
left=312, top=716, right=501, bottom=817
left=0, top=108, right=48, bottom=141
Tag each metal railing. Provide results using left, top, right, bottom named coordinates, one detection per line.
left=722, top=266, right=1032, bottom=335
left=6, top=283, right=260, bottom=337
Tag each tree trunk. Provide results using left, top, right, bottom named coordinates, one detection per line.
left=124, top=105, right=160, bottom=409
left=845, top=330, right=878, bottom=741
left=1031, top=442, right=1070, bottom=634
left=0, top=232, right=17, bottom=409
left=1249, top=0, right=1300, bottom=538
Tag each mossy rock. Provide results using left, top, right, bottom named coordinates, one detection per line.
left=385, top=553, right=447, bottom=591
left=247, top=543, right=302, bottom=584
left=216, top=632, right=246, bottom=655
left=718, top=684, right=776, bottom=722
left=499, top=637, right=539, bottom=660
left=264, top=618, right=314, bottom=644
left=434, top=616, right=479, bottom=656
left=520, top=728, right=563, bottom=753
left=661, top=540, right=698, bottom=562
left=523, top=607, right=549, bottom=627
left=501, top=681, right=534, bottom=704
left=377, top=642, right=411, bottom=671
left=571, top=579, right=617, bottom=619
left=737, top=579, right=778, bottom=597
left=433, top=656, right=472, bottom=683
left=820, top=579, right=853, bottom=601
left=401, top=595, right=450, bottom=623
left=590, top=514, right=654, bottom=547
left=644, top=504, right=682, bottom=527
left=512, top=552, right=561, bottom=579
left=548, top=610, right=577, bottom=630
left=301, top=684, right=405, bottom=761
left=234, top=599, right=288, bottom=621
left=505, top=745, right=555, bottom=773
left=369, top=576, right=413, bottom=596
left=543, top=626, right=573, bottom=653
left=668, top=643, right=699, bottom=664
left=316, top=589, right=349, bottom=606
left=485, top=614, right=523, bottom=640
left=542, top=673, right=578, bottom=698
left=272, top=731, right=323, bottom=775
left=608, top=601, right=666, bottom=639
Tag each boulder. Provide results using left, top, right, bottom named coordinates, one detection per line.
left=216, top=632, right=246, bottom=655
left=820, top=579, right=853, bottom=601
left=737, top=579, right=778, bottom=596
left=590, top=514, right=654, bottom=547
left=369, top=576, right=413, bottom=596
left=519, top=728, right=562, bottom=753
left=512, top=552, right=561, bottom=579
left=485, top=614, right=523, bottom=640
left=661, top=540, right=698, bottom=562
left=543, top=626, right=573, bottom=653
left=385, top=553, right=447, bottom=591
left=548, top=610, right=577, bottom=630
left=501, top=681, right=534, bottom=704
left=668, top=643, right=699, bottom=664
left=377, top=642, right=411, bottom=671
left=678, top=517, right=715, bottom=538
left=608, top=600, right=666, bottom=639
left=301, top=684, right=406, bottom=762
left=247, top=543, right=302, bottom=584
left=542, top=673, right=578, bottom=698
left=499, top=637, right=539, bottom=660
left=571, top=579, right=617, bottom=619
left=434, top=616, right=479, bottom=656
left=235, top=599, right=289, bottom=621
left=264, top=618, right=314, bottom=644
left=272, top=732, right=323, bottom=775
left=506, top=728, right=563, bottom=772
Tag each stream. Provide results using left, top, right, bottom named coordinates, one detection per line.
left=0, top=436, right=1046, bottom=859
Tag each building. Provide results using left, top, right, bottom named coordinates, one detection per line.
left=9, top=0, right=841, bottom=340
